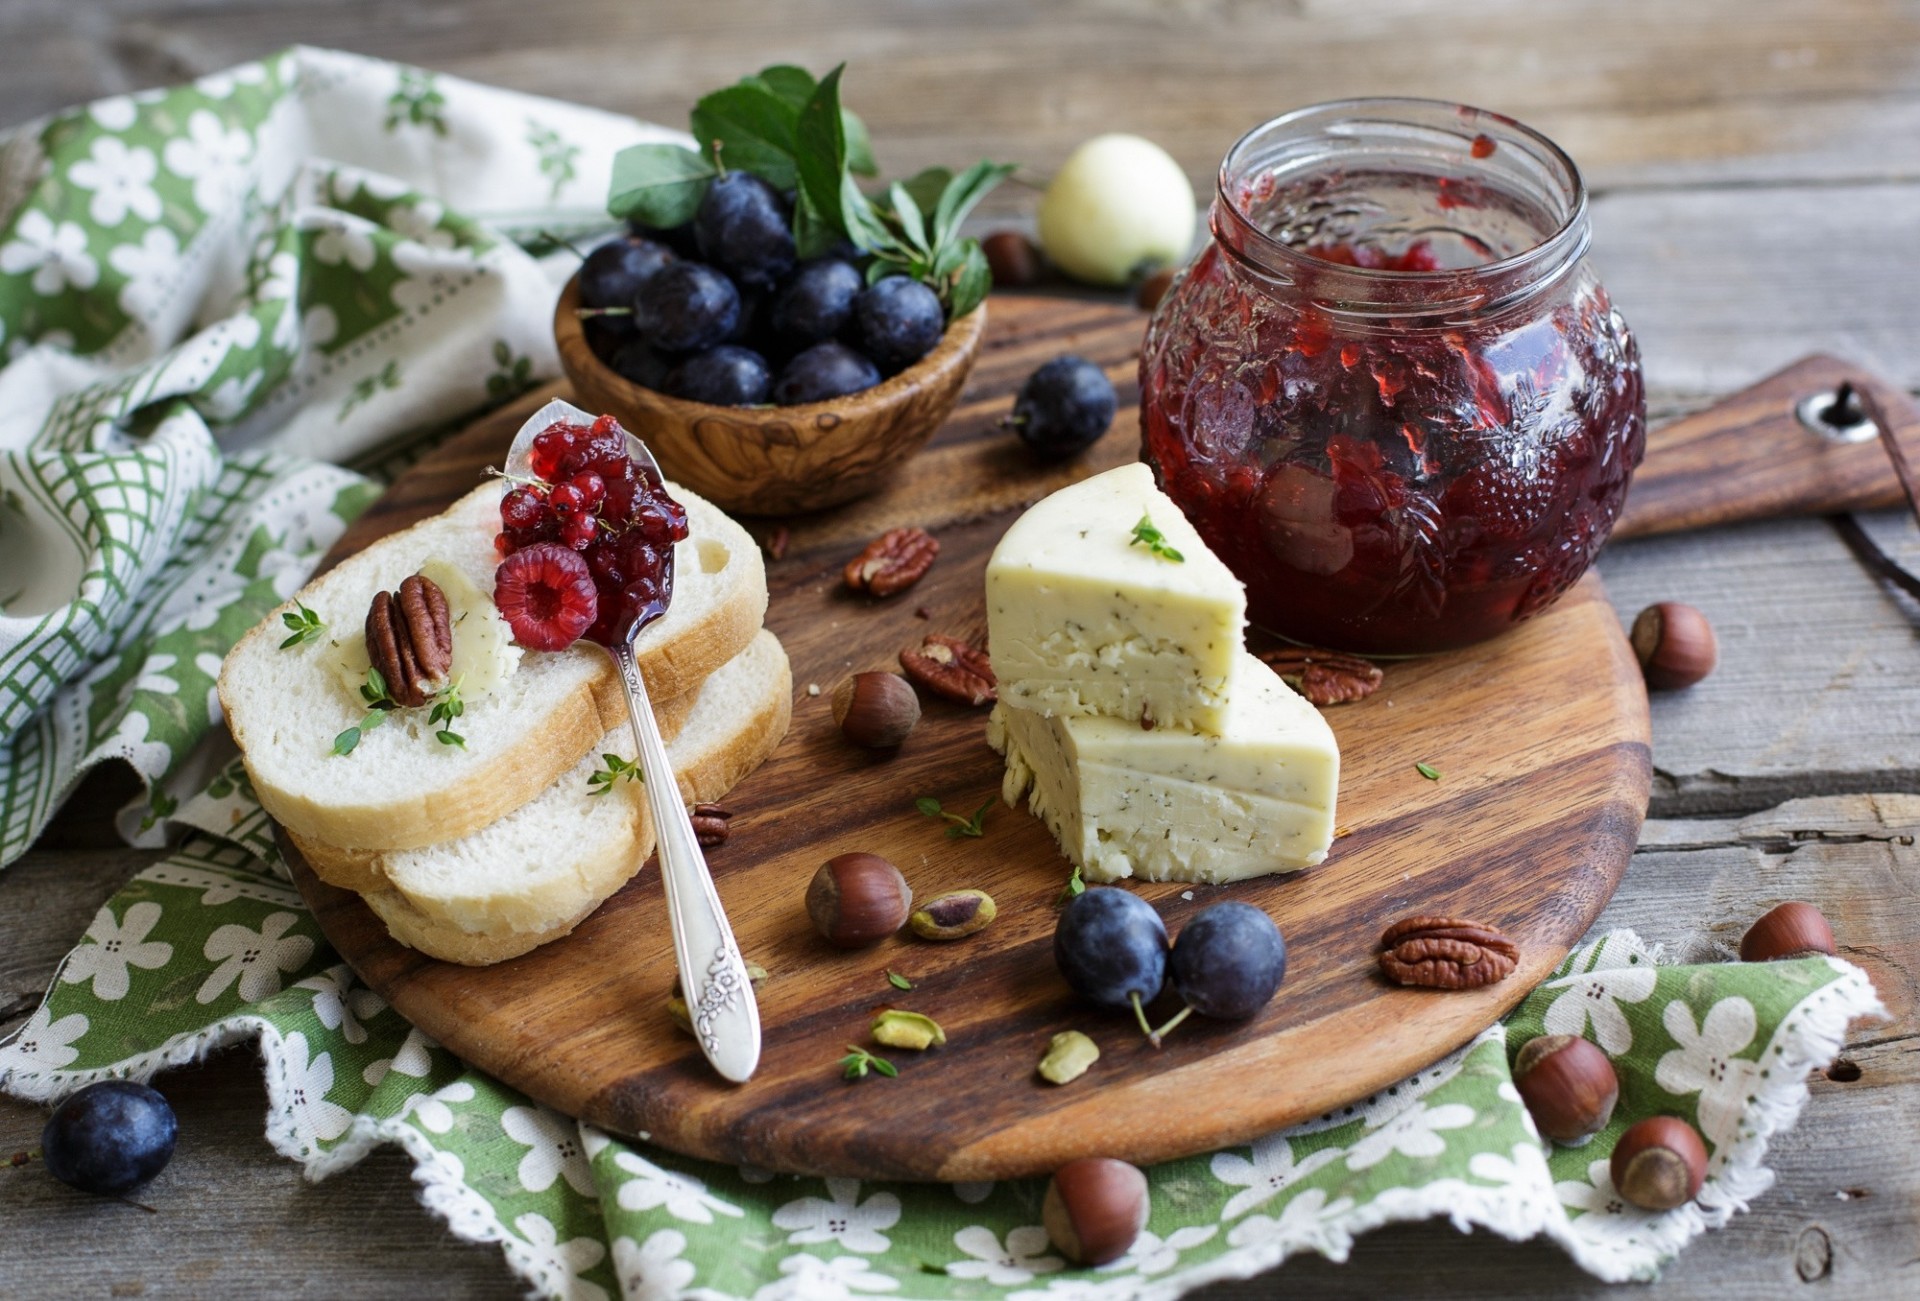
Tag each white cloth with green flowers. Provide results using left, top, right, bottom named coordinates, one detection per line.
left=0, top=48, right=1885, bottom=1299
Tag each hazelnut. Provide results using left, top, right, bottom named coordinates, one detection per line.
left=807, top=853, right=912, bottom=948
left=1610, top=1116, right=1707, bottom=1211
left=1739, top=901, right=1836, bottom=962
left=1135, top=267, right=1176, bottom=312
left=1513, top=1034, right=1618, bottom=1143
left=831, top=672, right=920, bottom=749
left=1630, top=602, right=1717, bottom=690
left=1042, top=1157, right=1149, bottom=1266
left=982, top=230, right=1044, bottom=287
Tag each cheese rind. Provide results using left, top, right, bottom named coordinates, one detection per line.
left=990, top=652, right=1339, bottom=884
left=986, top=463, right=1244, bottom=734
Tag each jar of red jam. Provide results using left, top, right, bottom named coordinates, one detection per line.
left=1140, top=99, right=1645, bottom=654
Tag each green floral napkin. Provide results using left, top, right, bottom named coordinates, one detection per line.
left=0, top=49, right=1884, bottom=1300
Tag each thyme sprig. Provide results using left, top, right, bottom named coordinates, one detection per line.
left=915, top=796, right=993, bottom=839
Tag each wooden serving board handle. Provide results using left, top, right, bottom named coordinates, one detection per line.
left=1614, top=354, right=1920, bottom=540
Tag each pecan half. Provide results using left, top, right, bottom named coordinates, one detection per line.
left=690, top=803, right=731, bottom=848
left=1378, top=915, right=1518, bottom=990
left=762, top=526, right=790, bottom=561
left=365, top=573, right=453, bottom=708
left=844, top=527, right=939, bottom=597
left=900, top=634, right=996, bottom=706
left=1257, top=646, right=1383, bottom=705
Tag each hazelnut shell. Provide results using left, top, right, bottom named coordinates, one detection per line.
left=1631, top=602, right=1718, bottom=690
left=831, top=671, right=921, bottom=749
left=1042, top=1157, right=1149, bottom=1265
left=806, top=853, right=912, bottom=948
left=1610, top=1115, right=1707, bottom=1211
left=1739, top=901, right=1836, bottom=962
left=1513, top=1034, right=1619, bottom=1143
left=982, top=230, right=1044, bottom=287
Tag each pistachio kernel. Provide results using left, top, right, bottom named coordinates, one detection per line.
left=909, top=889, right=998, bottom=940
left=871, top=1009, right=947, bottom=1051
left=1038, top=1031, right=1100, bottom=1085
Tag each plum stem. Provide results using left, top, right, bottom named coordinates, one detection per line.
left=1148, top=1005, right=1195, bottom=1046
left=1129, top=991, right=1163, bottom=1048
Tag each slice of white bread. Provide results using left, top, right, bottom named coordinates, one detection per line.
left=219, top=481, right=766, bottom=854
left=290, top=675, right=703, bottom=895
left=354, top=627, right=792, bottom=966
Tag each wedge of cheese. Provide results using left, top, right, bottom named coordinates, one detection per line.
left=990, top=651, right=1339, bottom=884
left=986, top=462, right=1244, bottom=735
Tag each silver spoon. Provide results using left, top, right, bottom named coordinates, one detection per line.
left=507, top=399, right=760, bottom=1084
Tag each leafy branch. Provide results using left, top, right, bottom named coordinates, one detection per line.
left=588, top=753, right=644, bottom=795
left=915, top=796, right=993, bottom=839
left=839, top=1045, right=898, bottom=1081
left=1128, top=514, right=1186, bottom=563
left=279, top=600, right=325, bottom=650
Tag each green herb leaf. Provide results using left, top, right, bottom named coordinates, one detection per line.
left=888, top=182, right=929, bottom=253
left=690, top=82, right=800, bottom=187
left=899, top=167, right=953, bottom=219
left=932, top=160, right=1015, bottom=249
left=917, top=796, right=992, bottom=838
left=947, top=241, right=993, bottom=320
left=435, top=729, right=466, bottom=748
left=886, top=970, right=913, bottom=991
left=360, top=666, right=396, bottom=709
left=589, top=753, right=644, bottom=796
left=1128, top=514, right=1186, bottom=563
left=428, top=677, right=467, bottom=747
left=914, top=796, right=943, bottom=817
left=608, top=143, right=717, bottom=228
left=839, top=1044, right=897, bottom=1081
left=1056, top=865, right=1086, bottom=905
left=841, top=106, right=878, bottom=177
left=794, top=65, right=851, bottom=242
left=278, top=600, right=325, bottom=650
left=752, top=65, right=817, bottom=107
left=1416, top=762, right=1442, bottom=781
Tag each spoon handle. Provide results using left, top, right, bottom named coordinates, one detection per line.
left=610, top=640, right=761, bottom=1083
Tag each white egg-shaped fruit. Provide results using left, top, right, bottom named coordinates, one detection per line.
left=1038, top=135, right=1197, bottom=287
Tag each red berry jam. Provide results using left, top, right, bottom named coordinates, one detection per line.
left=495, top=414, right=689, bottom=649
left=1140, top=101, right=1646, bottom=655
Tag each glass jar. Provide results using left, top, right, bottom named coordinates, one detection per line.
left=1140, top=99, right=1645, bottom=655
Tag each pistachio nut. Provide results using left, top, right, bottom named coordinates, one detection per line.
left=1038, top=1030, right=1100, bottom=1084
left=909, top=889, right=998, bottom=940
left=871, top=1009, right=947, bottom=1051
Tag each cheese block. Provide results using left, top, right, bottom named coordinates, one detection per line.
left=990, top=651, right=1338, bottom=884
left=986, top=462, right=1244, bottom=735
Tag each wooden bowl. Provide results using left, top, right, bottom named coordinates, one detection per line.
left=553, top=273, right=985, bottom=516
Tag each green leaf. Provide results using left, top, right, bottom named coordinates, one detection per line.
left=869, top=1055, right=899, bottom=1078
left=794, top=65, right=851, bottom=241
left=842, top=107, right=878, bottom=176
left=889, top=183, right=929, bottom=253
left=332, top=726, right=362, bottom=756
left=947, top=242, right=993, bottom=320
left=914, top=797, right=942, bottom=817
left=900, top=167, right=952, bottom=218
left=792, top=188, right=839, bottom=259
left=753, top=65, right=817, bottom=107
left=932, top=160, right=1015, bottom=247
left=436, top=729, right=466, bottom=748
left=1416, top=762, right=1442, bottom=781
left=608, top=143, right=716, bottom=227
left=887, top=970, right=913, bottom=991
left=690, top=83, right=800, bottom=188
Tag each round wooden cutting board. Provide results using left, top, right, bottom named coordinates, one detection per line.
left=285, top=294, right=1651, bottom=1182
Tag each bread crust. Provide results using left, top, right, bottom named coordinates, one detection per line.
left=220, top=482, right=765, bottom=853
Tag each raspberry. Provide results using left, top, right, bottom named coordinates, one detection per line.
left=494, top=543, right=597, bottom=651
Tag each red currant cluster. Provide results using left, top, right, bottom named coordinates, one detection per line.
left=493, top=415, right=691, bottom=651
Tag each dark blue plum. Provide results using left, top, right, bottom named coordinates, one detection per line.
left=1053, top=887, right=1168, bottom=1018
left=1168, top=902, right=1286, bottom=1020
left=666, top=345, right=773, bottom=406
left=1010, top=355, right=1116, bottom=461
left=770, top=259, right=864, bottom=347
left=635, top=262, right=741, bottom=354
left=694, top=172, right=796, bottom=290
left=579, top=234, right=675, bottom=312
left=631, top=219, right=702, bottom=260
left=852, top=276, right=946, bottom=371
left=610, top=340, right=671, bottom=391
left=773, top=342, right=881, bottom=405
left=42, top=1080, right=178, bottom=1196
left=584, top=313, right=638, bottom=365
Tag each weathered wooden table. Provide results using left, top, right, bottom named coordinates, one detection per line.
left=2, top=1, right=1915, bottom=1295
